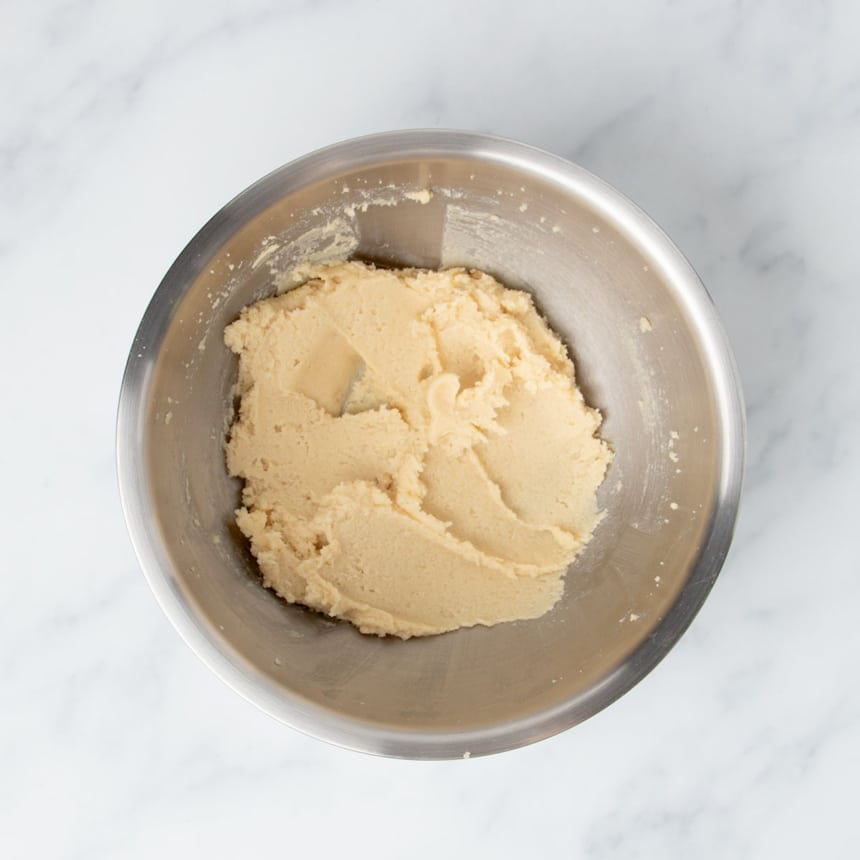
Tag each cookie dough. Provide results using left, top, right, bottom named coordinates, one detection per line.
left=225, top=261, right=611, bottom=638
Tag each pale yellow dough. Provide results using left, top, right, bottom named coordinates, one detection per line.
left=225, top=261, right=611, bottom=638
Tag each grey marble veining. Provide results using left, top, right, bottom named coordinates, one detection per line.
left=2, top=0, right=859, bottom=857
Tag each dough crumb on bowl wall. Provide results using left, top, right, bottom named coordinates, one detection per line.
left=224, top=260, right=612, bottom=638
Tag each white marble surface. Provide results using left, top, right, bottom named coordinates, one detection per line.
left=3, top=0, right=859, bottom=856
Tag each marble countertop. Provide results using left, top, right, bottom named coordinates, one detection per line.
left=3, top=1, right=859, bottom=857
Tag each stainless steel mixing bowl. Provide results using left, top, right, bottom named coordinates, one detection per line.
left=117, top=130, right=744, bottom=758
